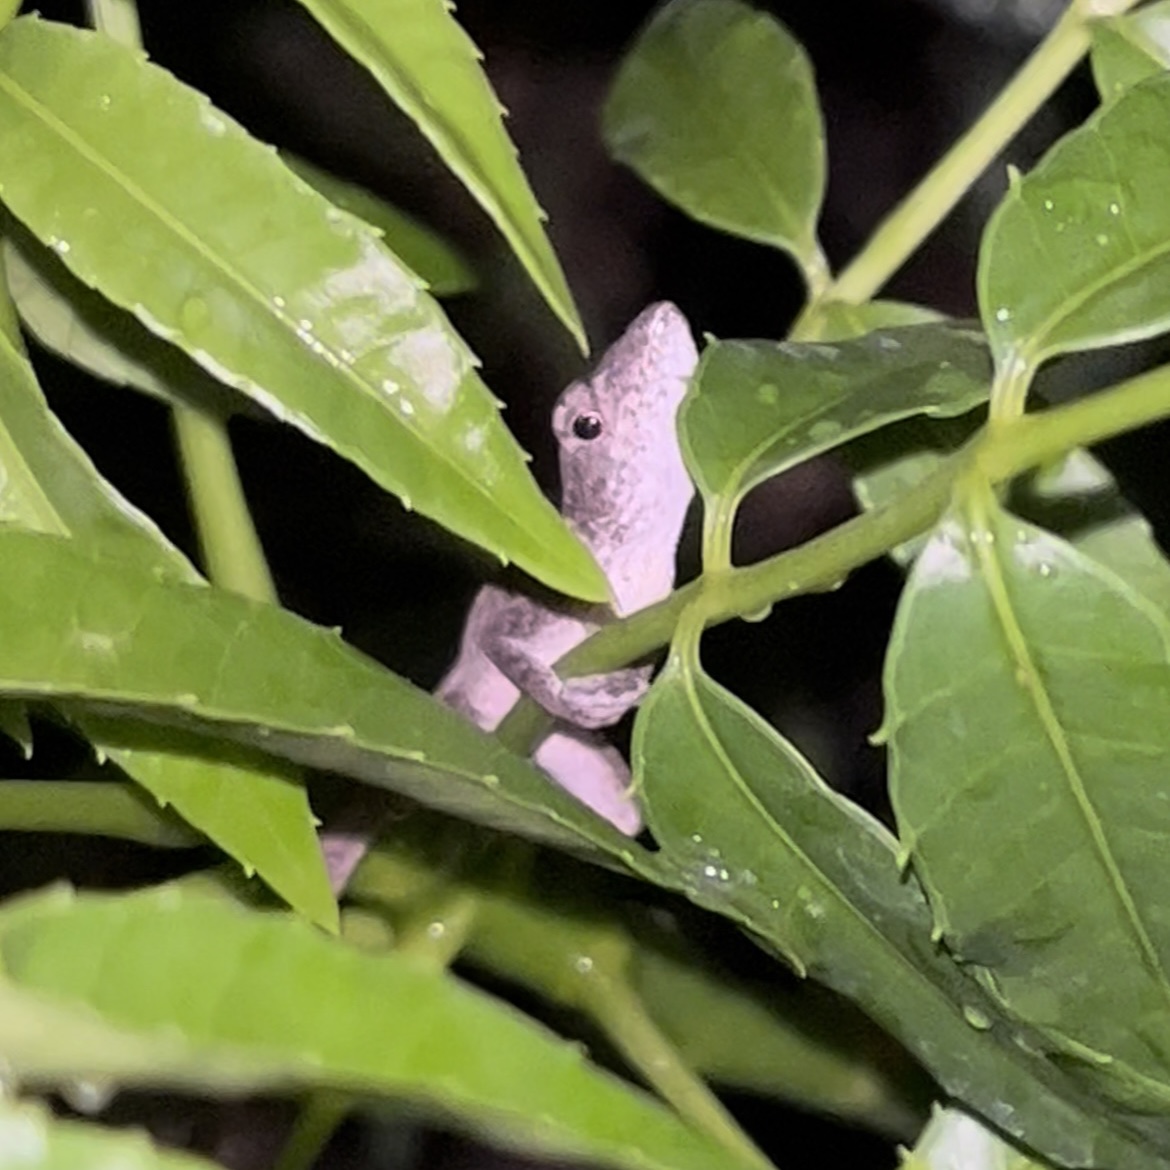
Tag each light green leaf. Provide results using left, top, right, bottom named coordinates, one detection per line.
left=0, top=529, right=640, bottom=863
left=886, top=500, right=1170, bottom=1109
left=0, top=885, right=749, bottom=1170
left=292, top=0, right=583, bottom=349
left=281, top=154, right=476, bottom=297
left=0, top=780, right=198, bottom=847
left=603, top=0, right=826, bottom=282
left=5, top=231, right=241, bottom=414
left=0, top=274, right=335, bottom=929
left=0, top=17, right=605, bottom=603
left=1091, top=3, right=1170, bottom=102
left=0, top=1096, right=219, bottom=1170
left=979, top=74, right=1170, bottom=374
left=801, top=299, right=946, bottom=343
left=633, top=649, right=1170, bottom=1168
left=679, top=324, right=990, bottom=522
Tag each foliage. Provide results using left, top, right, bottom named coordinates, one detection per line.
left=0, top=0, right=1169, bottom=1166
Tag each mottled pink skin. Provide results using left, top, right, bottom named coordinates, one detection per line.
left=324, top=305, right=697, bottom=889
left=438, top=303, right=698, bottom=832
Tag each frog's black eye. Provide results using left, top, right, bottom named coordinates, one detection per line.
left=572, top=412, right=603, bottom=440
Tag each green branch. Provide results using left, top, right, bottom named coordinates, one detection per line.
left=828, top=0, right=1141, bottom=307
left=497, top=361, right=1170, bottom=752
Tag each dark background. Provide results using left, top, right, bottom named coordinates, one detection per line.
left=10, top=1, right=1152, bottom=1167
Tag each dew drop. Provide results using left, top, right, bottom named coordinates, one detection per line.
left=98, top=93, right=112, bottom=111
left=757, top=382, right=780, bottom=406
left=994, top=307, right=1011, bottom=323
left=426, top=921, right=446, bottom=941
left=963, top=1006, right=992, bottom=1030
left=272, top=295, right=286, bottom=310
left=1042, top=198, right=1054, bottom=212
left=1095, top=233, right=1109, bottom=247
left=573, top=955, right=594, bottom=975
left=1108, top=201, right=1121, bottom=217
left=179, top=293, right=210, bottom=335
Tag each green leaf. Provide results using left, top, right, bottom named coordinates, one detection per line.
left=801, top=299, right=946, bottom=343
left=1012, top=449, right=1170, bottom=618
left=5, top=231, right=241, bottom=415
left=0, top=529, right=640, bottom=864
left=679, top=324, right=990, bottom=523
left=846, top=413, right=982, bottom=567
left=281, top=154, right=476, bottom=297
left=603, top=0, right=826, bottom=282
left=633, top=647, right=1170, bottom=1168
left=886, top=499, right=1170, bottom=1110
left=979, top=74, right=1170, bottom=374
left=0, top=274, right=336, bottom=930
left=0, top=17, right=605, bottom=603
left=0, top=885, right=750, bottom=1170
left=0, top=780, right=199, bottom=847
left=291, top=0, right=583, bottom=350
left=358, top=819, right=926, bottom=1139
left=1091, top=3, right=1170, bottom=102
left=0, top=1096, right=220, bottom=1170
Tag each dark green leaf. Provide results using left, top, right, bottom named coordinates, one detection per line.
left=604, top=0, right=826, bottom=280
left=0, top=17, right=605, bottom=602
left=680, top=324, right=990, bottom=524
left=887, top=500, right=1170, bottom=1110
left=0, top=530, right=642, bottom=864
left=979, top=74, right=1170, bottom=373
left=292, top=0, right=583, bottom=348
left=634, top=651, right=1170, bottom=1167
left=0, top=885, right=749, bottom=1170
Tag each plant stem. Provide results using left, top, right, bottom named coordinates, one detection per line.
left=171, top=403, right=277, bottom=603
left=87, top=0, right=142, bottom=42
left=830, top=0, right=1141, bottom=307
left=497, top=360, right=1170, bottom=751
left=581, top=966, right=775, bottom=1170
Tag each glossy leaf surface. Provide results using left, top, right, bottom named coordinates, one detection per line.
left=604, top=0, right=825, bottom=278
left=680, top=324, right=990, bottom=515
left=887, top=501, right=1170, bottom=1109
left=0, top=886, right=747, bottom=1170
left=293, top=0, right=583, bottom=348
left=634, top=648, right=1170, bottom=1168
left=6, top=232, right=240, bottom=414
left=1091, top=3, right=1170, bottom=101
left=281, top=154, right=476, bottom=296
left=979, top=74, right=1170, bottom=372
left=0, top=1097, right=218, bottom=1170
left=0, top=281, right=335, bottom=928
left=0, top=530, right=637, bottom=862
left=0, top=17, right=605, bottom=602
